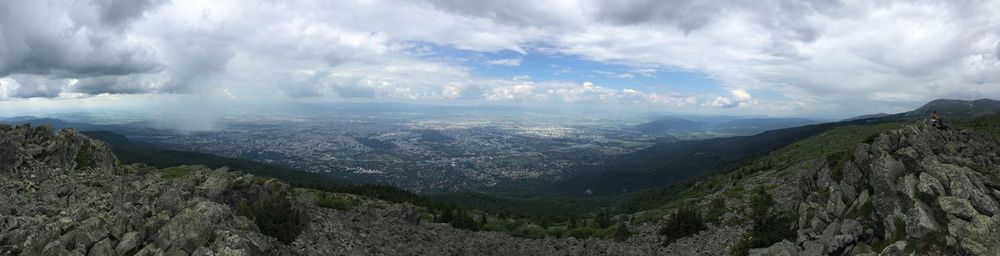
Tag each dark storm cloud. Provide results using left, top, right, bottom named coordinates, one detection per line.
left=0, top=1, right=163, bottom=78
left=592, top=0, right=828, bottom=41
left=158, top=35, right=236, bottom=94
left=418, top=0, right=565, bottom=28
left=4, top=75, right=65, bottom=98
left=593, top=0, right=722, bottom=31
left=94, top=0, right=165, bottom=27
left=71, top=75, right=156, bottom=95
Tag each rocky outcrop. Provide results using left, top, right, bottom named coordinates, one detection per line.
left=0, top=124, right=293, bottom=255
left=0, top=124, right=117, bottom=177
left=773, top=123, right=1000, bottom=255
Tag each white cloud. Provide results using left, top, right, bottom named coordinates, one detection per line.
left=2, top=0, right=999, bottom=117
left=707, top=89, right=755, bottom=108
left=731, top=89, right=751, bottom=101
left=486, top=58, right=522, bottom=66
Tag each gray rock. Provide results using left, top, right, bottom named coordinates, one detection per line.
left=878, top=241, right=908, bottom=256
left=196, top=169, right=232, bottom=200
left=905, top=201, right=940, bottom=239
left=947, top=171, right=1000, bottom=216
left=749, top=239, right=798, bottom=256
left=959, top=214, right=1000, bottom=256
left=801, top=240, right=824, bottom=256
left=87, top=238, right=113, bottom=256
left=938, top=196, right=979, bottom=220
left=151, top=200, right=228, bottom=254
left=917, top=172, right=945, bottom=198
left=116, top=231, right=143, bottom=255
left=840, top=219, right=862, bottom=239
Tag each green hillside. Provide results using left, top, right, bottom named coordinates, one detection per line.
left=620, top=121, right=906, bottom=215
left=554, top=118, right=893, bottom=196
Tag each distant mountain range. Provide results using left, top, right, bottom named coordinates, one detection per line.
left=842, top=113, right=890, bottom=121
left=633, top=115, right=820, bottom=137
left=903, top=98, right=1000, bottom=119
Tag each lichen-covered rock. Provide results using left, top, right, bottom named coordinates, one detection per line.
left=938, top=196, right=979, bottom=220
left=960, top=214, right=1000, bottom=256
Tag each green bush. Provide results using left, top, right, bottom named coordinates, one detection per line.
left=826, top=151, right=851, bottom=182
left=614, top=223, right=633, bottom=241
left=705, top=197, right=727, bottom=224
left=546, top=226, right=567, bottom=238
left=236, top=192, right=302, bottom=244
left=74, top=144, right=96, bottom=169
left=659, top=206, right=706, bottom=245
left=730, top=187, right=796, bottom=256
left=566, top=227, right=595, bottom=239
left=512, top=225, right=547, bottom=239
left=317, top=193, right=354, bottom=210
left=595, top=209, right=612, bottom=229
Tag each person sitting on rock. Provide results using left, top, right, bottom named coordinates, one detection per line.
left=929, top=111, right=948, bottom=130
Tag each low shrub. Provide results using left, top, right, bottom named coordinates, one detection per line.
left=659, top=206, right=706, bottom=245
left=236, top=191, right=303, bottom=244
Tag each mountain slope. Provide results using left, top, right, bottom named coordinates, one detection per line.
left=563, top=99, right=996, bottom=197
left=904, top=98, right=1000, bottom=120
left=620, top=119, right=1000, bottom=255
left=557, top=117, right=892, bottom=196
left=843, top=113, right=890, bottom=121
left=633, top=116, right=818, bottom=136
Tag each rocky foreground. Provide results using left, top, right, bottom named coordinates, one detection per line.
left=1, top=122, right=999, bottom=255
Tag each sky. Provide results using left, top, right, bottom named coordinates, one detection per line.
left=1, top=0, right=999, bottom=119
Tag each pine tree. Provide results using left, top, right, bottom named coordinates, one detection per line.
left=596, top=209, right=611, bottom=229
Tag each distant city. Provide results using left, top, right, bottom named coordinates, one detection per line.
left=131, top=115, right=653, bottom=192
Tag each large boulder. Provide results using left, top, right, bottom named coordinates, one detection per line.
left=150, top=200, right=229, bottom=253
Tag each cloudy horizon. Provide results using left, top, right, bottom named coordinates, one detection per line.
left=1, top=0, right=999, bottom=118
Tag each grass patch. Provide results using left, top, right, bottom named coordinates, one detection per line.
left=317, top=192, right=356, bottom=210
left=159, top=166, right=194, bottom=179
